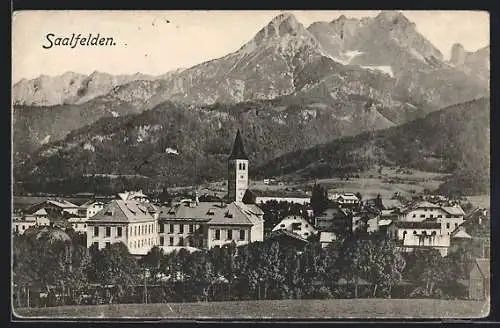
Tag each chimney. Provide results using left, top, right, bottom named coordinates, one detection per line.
left=195, top=190, right=199, bottom=206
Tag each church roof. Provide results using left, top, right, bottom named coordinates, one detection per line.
left=229, top=130, right=249, bottom=160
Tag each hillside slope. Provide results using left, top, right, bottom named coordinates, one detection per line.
left=257, top=97, right=490, bottom=194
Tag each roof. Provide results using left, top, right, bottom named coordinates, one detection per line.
left=46, top=199, right=79, bottom=208
left=382, top=199, right=403, bottom=209
left=403, top=201, right=440, bottom=213
left=252, top=190, right=309, bottom=198
left=158, top=246, right=200, bottom=255
left=474, top=258, right=490, bottom=279
left=272, top=215, right=316, bottom=233
left=395, top=221, right=441, bottom=229
left=88, top=200, right=155, bottom=223
left=228, top=130, right=249, bottom=160
left=32, top=208, right=47, bottom=216
left=317, top=207, right=351, bottom=219
left=319, top=231, right=337, bottom=243
left=441, top=206, right=465, bottom=216
left=159, top=201, right=255, bottom=226
left=451, top=229, right=472, bottom=239
left=378, top=219, right=393, bottom=227
left=268, top=230, right=309, bottom=243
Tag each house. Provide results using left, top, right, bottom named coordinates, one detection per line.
left=448, top=226, right=473, bottom=254
left=252, top=190, right=310, bottom=205
left=314, top=207, right=352, bottom=235
left=24, top=208, right=51, bottom=226
left=12, top=208, right=51, bottom=234
left=158, top=197, right=264, bottom=250
left=272, top=215, right=317, bottom=240
left=86, top=199, right=159, bottom=256
left=387, top=220, right=451, bottom=256
left=468, top=258, right=490, bottom=300
left=267, top=229, right=309, bottom=249
left=328, top=193, right=360, bottom=205
left=399, top=201, right=465, bottom=235
left=12, top=217, right=36, bottom=234
left=77, top=200, right=106, bottom=219
left=319, top=231, right=338, bottom=248
left=351, top=212, right=379, bottom=233
left=458, top=208, right=490, bottom=258
left=157, top=131, right=264, bottom=251
left=28, top=199, right=80, bottom=217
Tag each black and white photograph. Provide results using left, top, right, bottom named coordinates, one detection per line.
left=11, top=10, right=490, bottom=319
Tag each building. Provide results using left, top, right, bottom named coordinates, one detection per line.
left=319, top=231, right=338, bottom=248
left=227, top=130, right=249, bottom=203
left=272, top=215, right=317, bottom=240
left=328, top=193, right=360, bottom=205
left=28, top=199, right=80, bottom=217
left=86, top=199, right=159, bottom=256
left=314, top=207, right=352, bottom=235
left=399, top=201, right=465, bottom=235
left=267, top=229, right=309, bottom=250
left=468, top=258, right=490, bottom=300
left=77, top=200, right=106, bottom=219
left=158, top=198, right=263, bottom=250
left=387, top=220, right=450, bottom=256
left=12, top=208, right=51, bottom=234
left=68, top=217, right=89, bottom=233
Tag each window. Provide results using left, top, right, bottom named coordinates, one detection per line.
left=159, top=223, right=164, bottom=233
left=227, top=230, right=233, bottom=240
left=179, top=236, right=184, bottom=246
left=179, top=225, right=184, bottom=234
left=215, top=229, right=221, bottom=240
left=160, top=236, right=164, bottom=245
left=134, top=226, right=137, bottom=236
left=117, top=227, right=122, bottom=237
left=446, top=215, right=452, bottom=218
left=455, top=223, right=458, bottom=228
left=430, top=215, right=434, bottom=218
left=105, top=242, right=111, bottom=248
left=446, top=222, right=450, bottom=229
left=94, top=227, right=99, bottom=237
left=240, top=230, right=245, bottom=240
left=106, top=227, right=111, bottom=237
left=134, top=241, right=137, bottom=248
left=420, top=214, right=425, bottom=218
left=413, top=231, right=417, bottom=234
left=189, top=224, right=194, bottom=233
left=93, top=242, right=99, bottom=249
left=438, top=215, right=442, bottom=218
left=169, top=236, right=174, bottom=246
left=169, top=224, right=174, bottom=233
left=242, top=163, right=246, bottom=170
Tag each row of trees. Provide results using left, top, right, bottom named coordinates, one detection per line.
left=13, top=225, right=475, bottom=308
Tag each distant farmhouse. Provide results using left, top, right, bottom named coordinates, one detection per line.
left=85, top=131, right=265, bottom=256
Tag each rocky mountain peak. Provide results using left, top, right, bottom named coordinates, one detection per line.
left=252, top=12, right=307, bottom=46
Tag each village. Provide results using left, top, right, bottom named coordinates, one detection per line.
left=12, top=131, right=490, bottom=308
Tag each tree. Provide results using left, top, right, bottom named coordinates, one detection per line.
left=140, top=246, right=165, bottom=285
left=310, top=184, right=328, bottom=216
left=158, top=187, right=172, bottom=206
left=92, top=242, right=140, bottom=303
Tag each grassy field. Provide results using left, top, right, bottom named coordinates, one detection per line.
left=14, top=299, right=489, bottom=319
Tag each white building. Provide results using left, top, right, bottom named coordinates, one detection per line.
left=68, top=217, right=89, bottom=233
left=272, top=215, right=317, bottom=240
left=77, top=200, right=106, bottom=219
left=328, top=192, right=360, bottom=205
left=399, top=201, right=465, bottom=235
left=86, top=199, right=159, bottom=256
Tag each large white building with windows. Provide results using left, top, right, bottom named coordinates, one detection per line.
left=86, top=199, right=159, bottom=256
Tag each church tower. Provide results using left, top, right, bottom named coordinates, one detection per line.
left=228, top=130, right=249, bottom=202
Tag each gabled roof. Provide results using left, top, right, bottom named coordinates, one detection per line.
left=159, top=201, right=254, bottom=226
left=87, top=200, right=154, bottom=223
left=228, top=130, right=248, bottom=160
left=441, top=206, right=465, bottom=216
left=451, top=229, right=472, bottom=239
left=32, top=208, right=47, bottom=216
left=319, top=231, right=337, bottom=243
left=46, top=199, right=79, bottom=208
left=268, top=230, right=309, bottom=243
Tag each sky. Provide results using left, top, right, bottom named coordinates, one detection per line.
left=12, top=10, right=490, bottom=83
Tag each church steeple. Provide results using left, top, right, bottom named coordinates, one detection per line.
left=227, top=130, right=249, bottom=202
left=229, top=129, right=249, bottom=160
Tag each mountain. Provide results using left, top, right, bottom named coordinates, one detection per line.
left=449, top=44, right=490, bottom=82
left=12, top=71, right=163, bottom=107
left=13, top=98, right=400, bottom=194
left=307, top=11, right=489, bottom=109
left=256, top=97, right=490, bottom=195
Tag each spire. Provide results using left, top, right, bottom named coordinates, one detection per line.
left=229, top=130, right=249, bottom=160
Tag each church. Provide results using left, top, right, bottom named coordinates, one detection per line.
left=86, top=130, right=264, bottom=255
